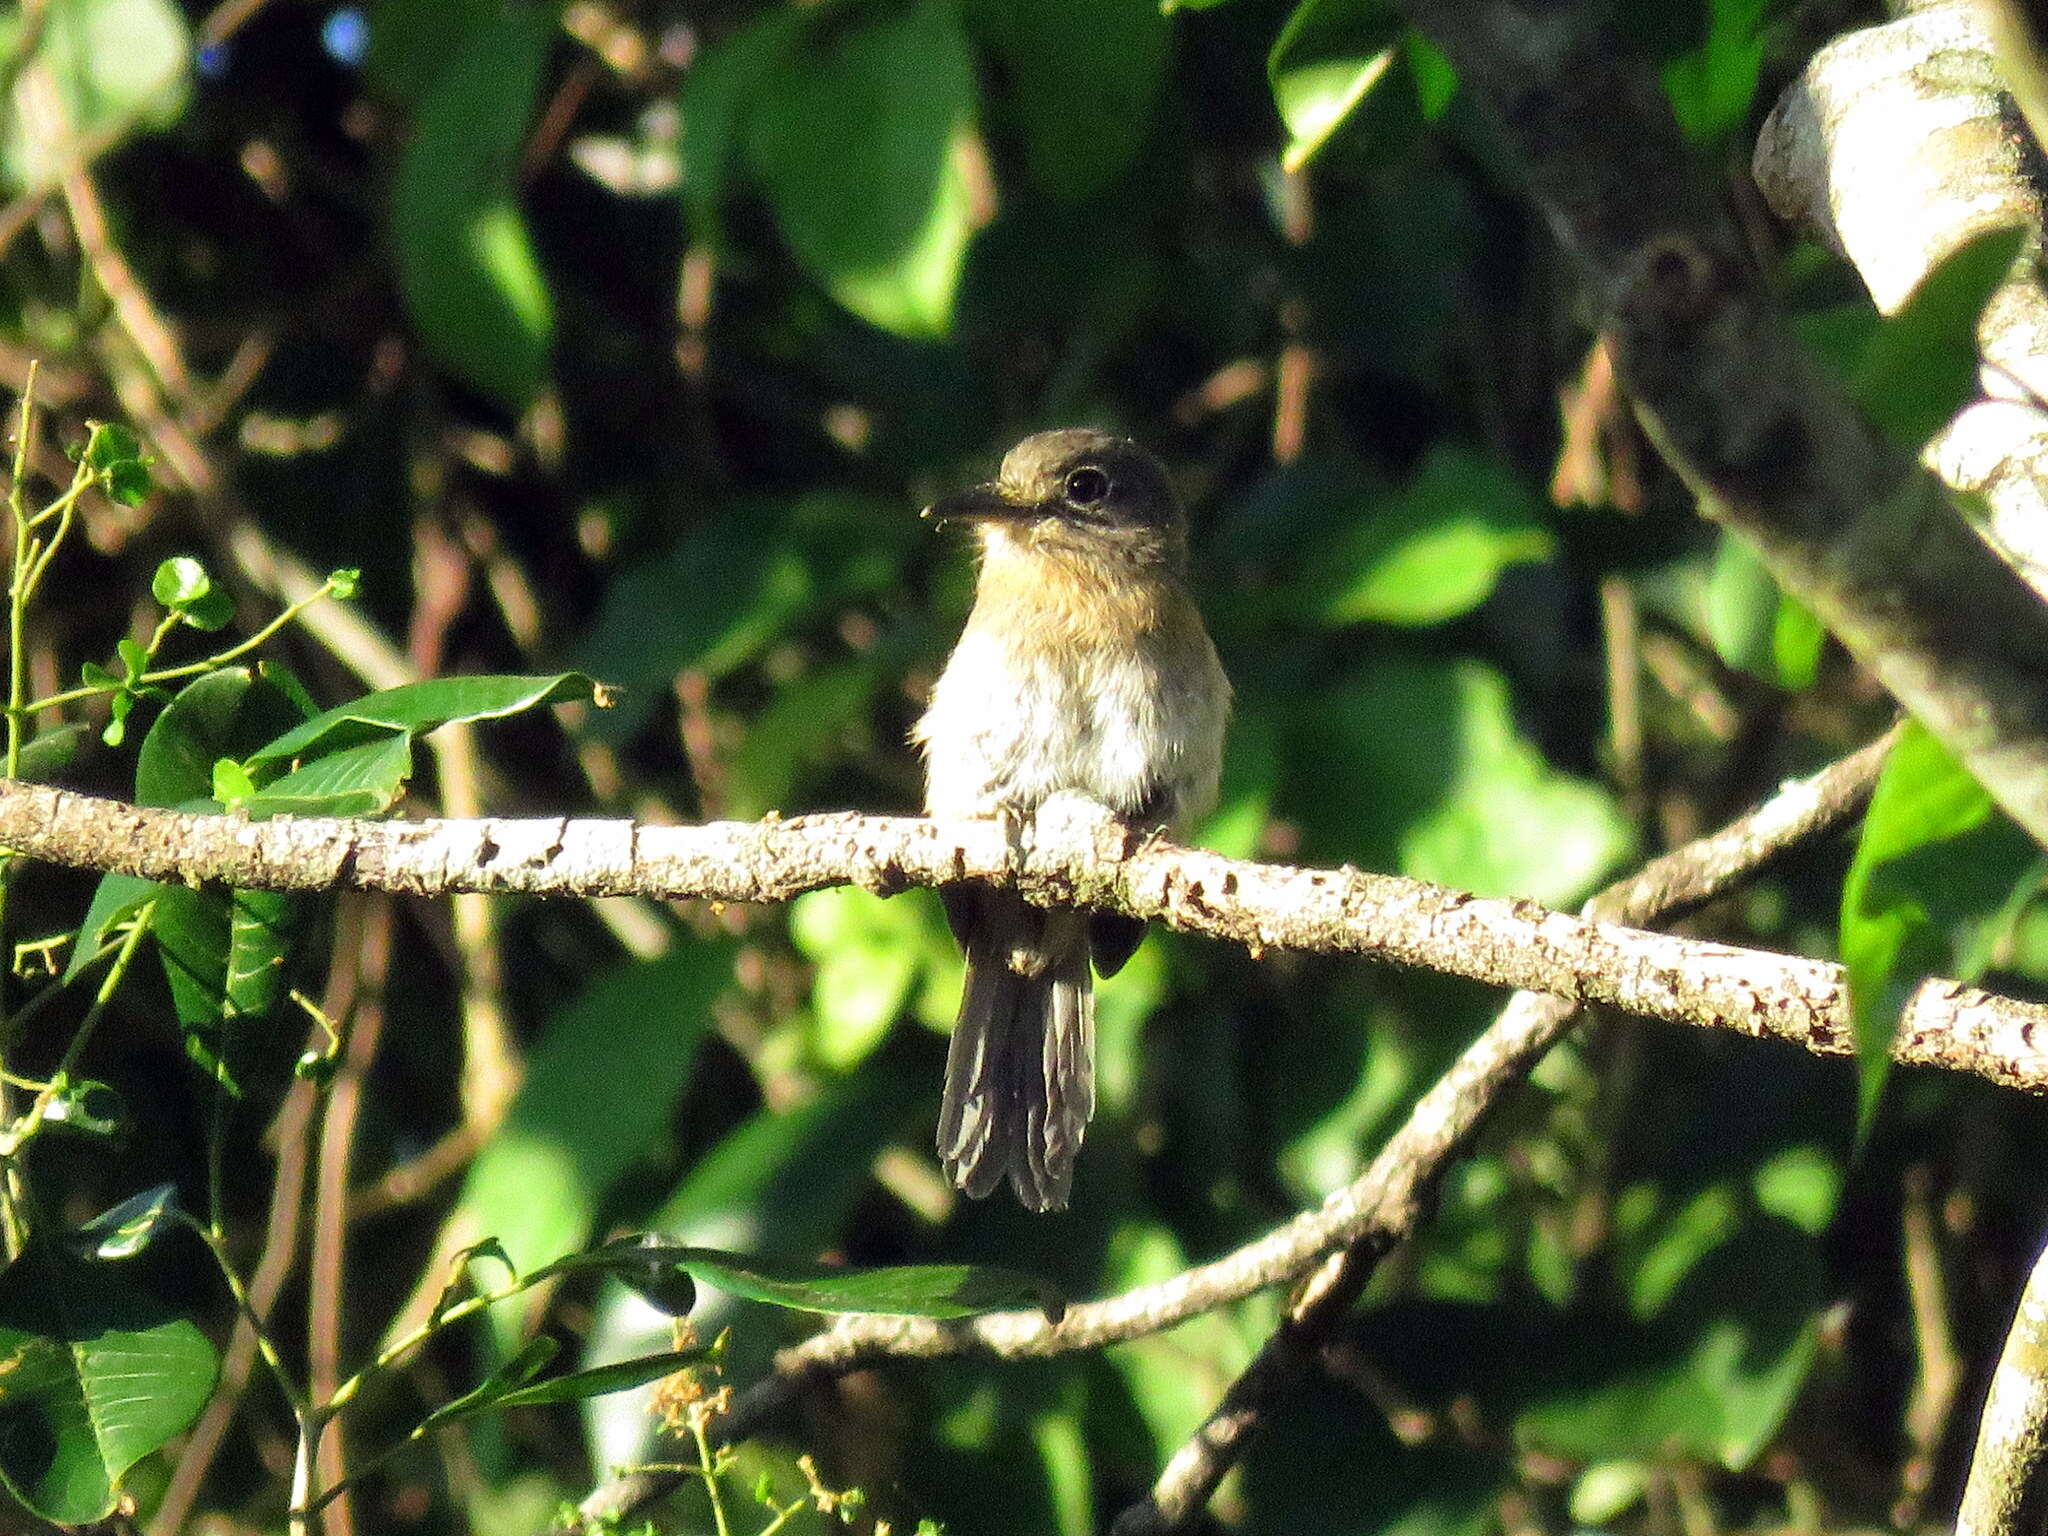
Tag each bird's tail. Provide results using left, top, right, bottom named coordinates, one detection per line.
left=937, top=893, right=1095, bottom=1212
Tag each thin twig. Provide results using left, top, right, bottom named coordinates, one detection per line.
left=571, top=732, right=1893, bottom=1533
left=1110, top=730, right=1896, bottom=1532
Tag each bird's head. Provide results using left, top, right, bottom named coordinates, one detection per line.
left=924, top=429, right=1188, bottom=573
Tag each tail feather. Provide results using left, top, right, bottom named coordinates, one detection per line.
left=939, top=894, right=1096, bottom=1211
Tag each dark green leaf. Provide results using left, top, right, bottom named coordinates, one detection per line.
left=137, top=669, right=254, bottom=807
left=1855, top=223, right=2027, bottom=450
left=671, top=1247, right=1064, bottom=1320
left=1268, top=0, right=1402, bottom=172
left=0, top=1246, right=217, bottom=1523
left=248, top=673, right=603, bottom=765
left=970, top=0, right=1171, bottom=200
left=746, top=0, right=978, bottom=337
left=1313, top=446, right=1553, bottom=627
left=487, top=1348, right=704, bottom=1410
left=392, top=6, right=555, bottom=409
left=116, top=637, right=147, bottom=680
left=63, top=874, right=158, bottom=984
left=15, top=723, right=90, bottom=783
left=676, top=6, right=809, bottom=247
left=224, top=888, right=299, bottom=1020
left=71, top=1184, right=178, bottom=1261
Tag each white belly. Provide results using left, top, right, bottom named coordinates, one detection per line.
left=916, top=628, right=1222, bottom=827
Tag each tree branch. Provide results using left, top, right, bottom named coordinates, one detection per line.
left=1111, top=732, right=1898, bottom=1533
left=1959, top=1229, right=2048, bottom=1536
left=572, top=733, right=1896, bottom=1533
left=4, top=775, right=2046, bottom=1091
left=1390, top=0, right=2048, bottom=852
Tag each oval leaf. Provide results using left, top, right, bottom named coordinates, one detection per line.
left=392, top=6, right=555, bottom=409
left=249, top=673, right=604, bottom=765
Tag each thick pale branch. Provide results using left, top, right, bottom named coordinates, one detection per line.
left=4, top=777, right=2047, bottom=1092
left=1960, top=1230, right=2048, bottom=1536
left=573, top=733, right=1896, bottom=1533
left=1393, top=0, right=2048, bottom=850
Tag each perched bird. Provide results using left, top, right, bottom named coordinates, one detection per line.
left=913, top=429, right=1232, bottom=1211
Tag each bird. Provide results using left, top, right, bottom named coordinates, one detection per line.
left=912, top=429, right=1232, bottom=1211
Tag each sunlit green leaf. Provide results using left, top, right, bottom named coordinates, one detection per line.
left=746, top=0, right=978, bottom=336
left=1839, top=721, right=2041, bottom=1127
left=0, top=0, right=191, bottom=194
left=1855, top=223, right=2027, bottom=451
left=248, top=673, right=603, bottom=765
left=1268, top=0, right=1402, bottom=173
left=1316, top=446, right=1553, bottom=627
left=392, top=5, right=555, bottom=409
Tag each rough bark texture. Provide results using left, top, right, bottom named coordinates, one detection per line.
left=1960, top=1235, right=2048, bottom=1536
left=1389, top=0, right=2048, bottom=851
left=1754, top=2, right=2048, bottom=597
left=6, top=776, right=2047, bottom=1091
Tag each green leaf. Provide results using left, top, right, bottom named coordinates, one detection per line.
left=1839, top=721, right=2041, bottom=1126
left=676, top=6, right=809, bottom=247
left=641, top=1244, right=1063, bottom=1319
left=248, top=673, right=603, bottom=765
left=41, top=1077, right=127, bottom=1141
left=1707, top=533, right=1818, bottom=690
left=1315, top=446, right=1554, bottom=627
left=417, top=1336, right=561, bottom=1430
left=456, top=945, right=733, bottom=1345
left=1292, top=659, right=1633, bottom=905
left=243, top=733, right=417, bottom=818
left=15, top=723, right=90, bottom=783
left=485, top=1349, right=703, bottom=1409
left=64, top=874, right=158, bottom=983
left=746, top=0, right=978, bottom=337
left=211, top=757, right=257, bottom=807
left=224, top=888, right=297, bottom=1020
left=1268, top=0, right=1402, bottom=173
left=791, top=888, right=956, bottom=1070
left=0, top=0, right=191, bottom=194
left=137, top=669, right=254, bottom=807
left=1855, top=223, right=2028, bottom=450
left=77, top=421, right=154, bottom=507
left=0, top=1246, right=217, bottom=1524
left=1660, top=0, right=1769, bottom=143
left=152, top=556, right=231, bottom=631
left=392, top=5, right=555, bottom=409
left=969, top=0, right=1172, bottom=200
left=1516, top=1220, right=1819, bottom=1469
left=70, top=1185, right=178, bottom=1261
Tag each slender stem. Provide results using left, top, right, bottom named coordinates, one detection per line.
left=692, top=1413, right=733, bottom=1536
left=191, top=1217, right=309, bottom=1419
left=24, top=576, right=348, bottom=717
left=0, top=905, right=153, bottom=1159
left=0, top=364, right=39, bottom=1259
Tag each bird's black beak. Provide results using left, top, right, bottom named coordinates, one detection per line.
left=922, top=483, right=1036, bottom=526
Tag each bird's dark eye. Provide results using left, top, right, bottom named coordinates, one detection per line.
left=1063, top=467, right=1110, bottom=507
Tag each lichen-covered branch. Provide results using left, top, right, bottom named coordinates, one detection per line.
left=572, top=730, right=1895, bottom=1534
left=1754, top=2, right=2048, bottom=599
left=1392, top=0, right=2048, bottom=850
left=3, top=775, right=2045, bottom=1091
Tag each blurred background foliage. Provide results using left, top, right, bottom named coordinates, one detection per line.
left=5, top=0, right=2048, bottom=1531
